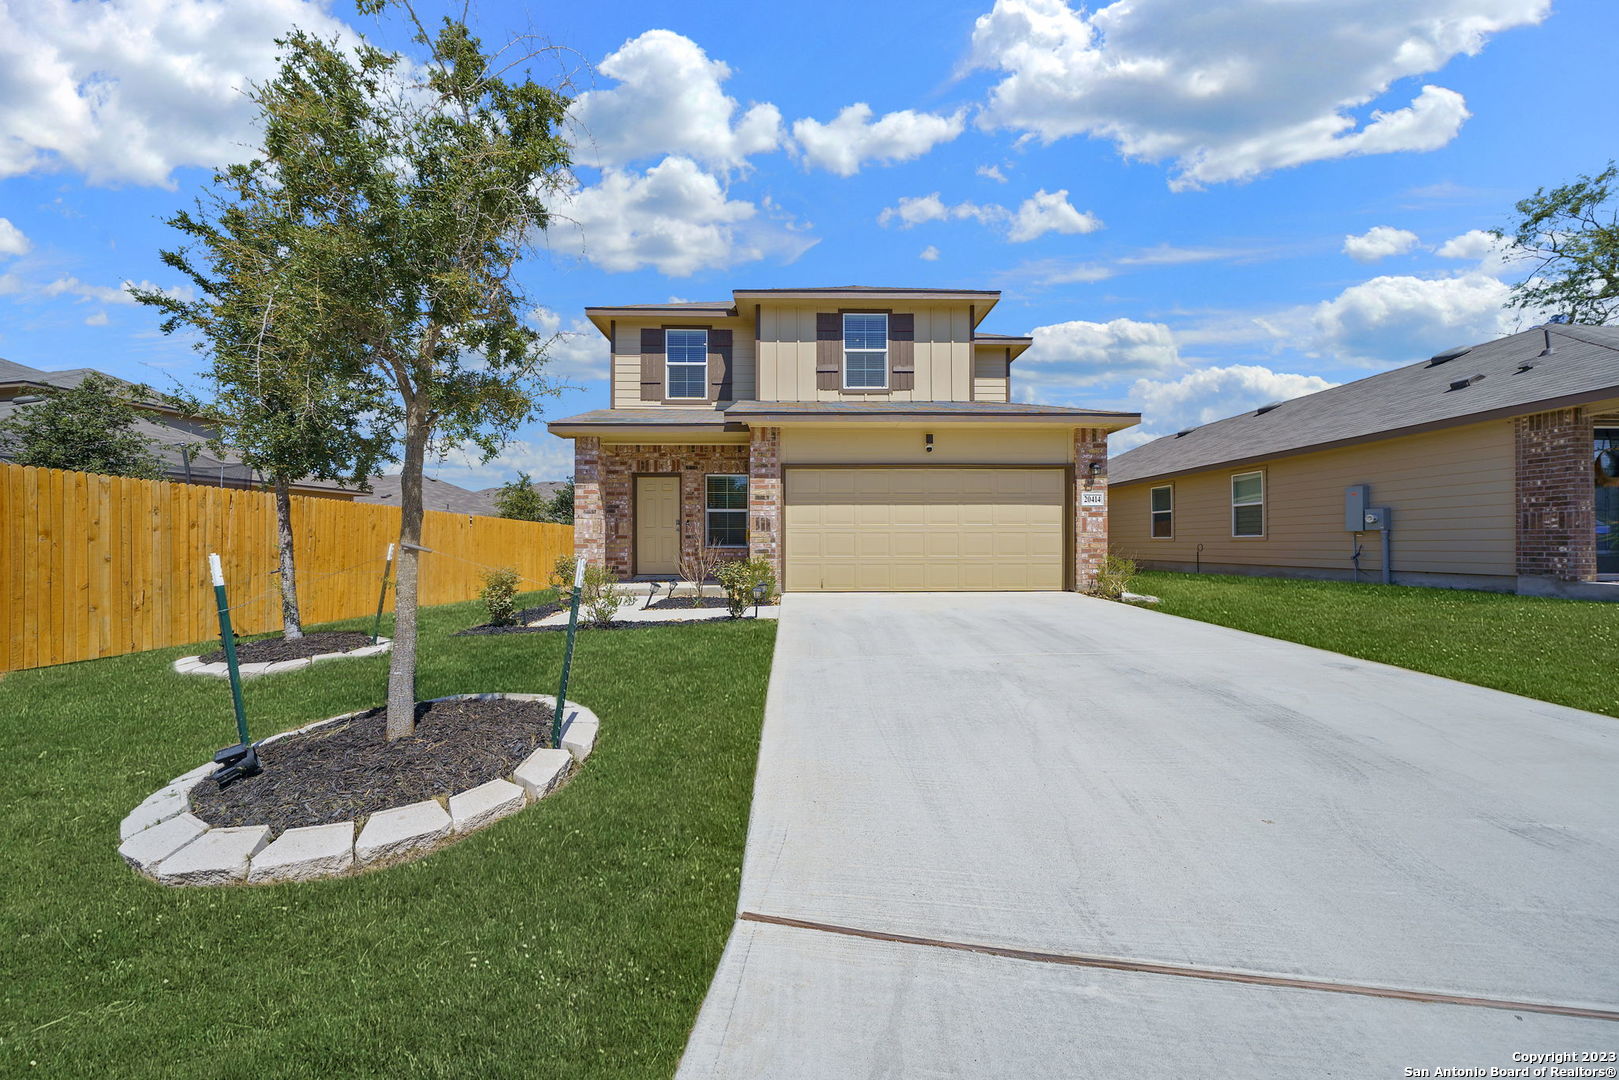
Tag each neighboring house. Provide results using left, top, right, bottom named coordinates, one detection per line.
left=546, top=286, right=1138, bottom=591
left=0, top=357, right=355, bottom=499
left=1109, top=324, right=1619, bottom=599
left=355, top=474, right=516, bottom=517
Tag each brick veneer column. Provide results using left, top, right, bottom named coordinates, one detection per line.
left=1515, top=407, right=1596, bottom=582
left=748, top=426, right=783, bottom=583
left=1073, top=427, right=1109, bottom=592
left=573, top=437, right=605, bottom=567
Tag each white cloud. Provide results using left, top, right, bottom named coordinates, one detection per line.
left=1123, top=364, right=1338, bottom=443
left=1007, top=188, right=1102, bottom=242
left=430, top=435, right=576, bottom=489
left=0, top=0, right=358, bottom=186
left=879, top=188, right=1101, bottom=243
left=1436, top=229, right=1499, bottom=261
left=791, top=104, right=964, bottom=176
left=530, top=308, right=607, bottom=382
left=0, top=218, right=30, bottom=256
left=40, top=275, right=189, bottom=304
left=977, top=164, right=1008, bottom=182
left=969, top=0, right=1544, bottom=189
left=1313, top=271, right=1517, bottom=364
left=919, top=245, right=941, bottom=261
left=84, top=310, right=109, bottom=326
left=1019, top=317, right=1182, bottom=390
left=570, top=30, right=782, bottom=170
left=558, top=156, right=815, bottom=277
left=1343, top=225, right=1420, bottom=262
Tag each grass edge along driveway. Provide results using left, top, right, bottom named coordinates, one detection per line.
left=0, top=590, right=775, bottom=1079
left=1135, top=570, right=1618, bottom=719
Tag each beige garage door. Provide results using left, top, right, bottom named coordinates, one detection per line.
left=784, top=468, right=1066, bottom=592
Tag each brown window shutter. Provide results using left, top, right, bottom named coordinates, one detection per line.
left=708, top=328, right=733, bottom=401
left=889, top=312, right=915, bottom=391
left=815, top=312, right=840, bottom=390
left=640, top=327, right=664, bottom=401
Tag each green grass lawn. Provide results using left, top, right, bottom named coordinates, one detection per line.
left=0, top=592, right=775, bottom=1078
left=1135, top=570, right=1618, bottom=718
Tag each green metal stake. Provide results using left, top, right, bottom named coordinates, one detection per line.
left=371, top=542, right=395, bottom=645
left=552, top=557, right=586, bottom=749
left=209, top=553, right=250, bottom=748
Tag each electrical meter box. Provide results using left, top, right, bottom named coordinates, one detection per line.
left=1345, top=485, right=1370, bottom=531
left=1361, top=506, right=1391, bottom=531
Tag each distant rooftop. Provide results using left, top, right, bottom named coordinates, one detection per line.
left=1110, top=324, right=1619, bottom=486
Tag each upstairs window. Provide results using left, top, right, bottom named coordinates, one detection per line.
left=665, top=328, right=708, bottom=399
left=843, top=313, right=888, bottom=389
left=1150, top=485, right=1174, bottom=538
left=1231, top=471, right=1265, bottom=537
left=705, top=475, right=748, bottom=547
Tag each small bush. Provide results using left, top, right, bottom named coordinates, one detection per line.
left=678, top=544, right=722, bottom=600
left=581, top=564, right=628, bottom=627
left=479, top=566, right=522, bottom=626
left=1088, top=553, right=1137, bottom=600
left=547, top=554, right=578, bottom=591
left=714, top=558, right=778, bottom=619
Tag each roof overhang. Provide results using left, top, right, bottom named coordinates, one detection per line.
left=727, top=405, right=1138, bottom=432
left=973, top=335, right=1033, bottom=360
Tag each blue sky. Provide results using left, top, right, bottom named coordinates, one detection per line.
left=0, top=0, right=1612, bottom=488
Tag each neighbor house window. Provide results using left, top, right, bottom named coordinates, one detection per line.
left=1150, top=484, right=1174, bottom=538
left=665, top=328, right=708, bottom=399
left=1231, top=471, right=1265, bottom=537
left=705, top=474, right=747, bottom=547
left=843, top=312, right=887, bottom=389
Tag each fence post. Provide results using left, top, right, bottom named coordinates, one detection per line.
left=552, top=557, right=586, bottom=749
left=371, top=542, right=395, bottom=644
left=208, top=553, right=261, bottom=786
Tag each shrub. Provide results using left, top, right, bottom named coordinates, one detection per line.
left=479, top=566, right=521, bottom=626
left=547, top=554, right=578, bottom=591
left=1088, top=553, right=1137, bottom=601
left=580, top=564, right=628, bottom=627
left=714, top=557, right=777, bottom=619
left=678, top=544, right=722, bottom=601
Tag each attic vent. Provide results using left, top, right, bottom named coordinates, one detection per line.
left=1174, top=428, right=1195, bottom=438
left=1254, top=400, right=1284, bottom=415
left=1448, top=373, right=1486, bottom=391
left=1428, top=345, right=1472, bottom=366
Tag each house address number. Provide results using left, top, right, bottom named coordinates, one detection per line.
left=1080, top=491, right=1105, bottom=508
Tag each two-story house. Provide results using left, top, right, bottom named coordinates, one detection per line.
left=546, top=286, right=1139, bottom=592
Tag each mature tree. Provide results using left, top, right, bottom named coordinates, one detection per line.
left=132, top=159, right=394, bottom=640
left=1497, top=162, right=1619, bottom=325
left=494, top=472, right=547, bottom=521
left=0, top=374, right=165, bottom=479
left=252, top=3, right=570, bottom=737
left=542, top=477, right=574, bottom=524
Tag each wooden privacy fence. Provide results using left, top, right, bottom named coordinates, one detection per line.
left=0, top=463, right=574, bottom=673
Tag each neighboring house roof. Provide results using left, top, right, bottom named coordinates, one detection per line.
left=548, top=401, right=1139, bottom=435
left=1110, top=324, right=1619, bottom=486
left=355, top=474, right=506, bottom=517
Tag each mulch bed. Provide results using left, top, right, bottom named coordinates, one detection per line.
left=646, top=596, right=731, bottom=610
left=191, top=697, right=557, bottom=835
left=199, top=630, right=378, bottom=666
left=454, top=603, right=564, bottom=636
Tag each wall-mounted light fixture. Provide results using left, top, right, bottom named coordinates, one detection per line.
left=924, top=433, right=935, bottom=453
left=1087, top=460, right=1102, bottom=477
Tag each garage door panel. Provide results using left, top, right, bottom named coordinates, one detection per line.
left=785, top=468, right=1065, bottom=592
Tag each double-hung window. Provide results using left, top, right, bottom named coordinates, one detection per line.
left=1231, top=471, right=1265, bottom=537
left=665, top=328, right=708, bottom=400
left=705, top=474, right=747, bottom=548
left=1150, top=484, right=1174, bottom=538
left=842, top=313, right=888, bottom=389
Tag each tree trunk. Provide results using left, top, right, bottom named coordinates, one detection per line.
left=384, top=402, right=428, bottom=740
left=273, top=475, right=304, bottom=640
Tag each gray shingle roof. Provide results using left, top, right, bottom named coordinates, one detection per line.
left=548, top=408, right=742, bottom=429
left=726, top=400, right=1135, bottom=419
left=1110, top=324, right=1619, bottom=485
left=355, top=474, right=506, bottom=516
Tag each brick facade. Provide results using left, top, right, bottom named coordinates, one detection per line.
left=1073, top=426, right=1109, bottom=591
left=574, top=441, right=751, bottom=578
left=748, top=426, right=783, bottom=583
left=1514, top=407, right=1596, bottom=581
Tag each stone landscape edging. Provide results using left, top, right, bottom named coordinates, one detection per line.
left=117, top=692, right=599, bottom=887
left=172, top=638, right=393, bottom=679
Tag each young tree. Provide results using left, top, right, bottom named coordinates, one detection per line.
left=1496, top=162, right=1619, bottom=324
left=542, top=477, right=574, bottom=524
left=254, top=4, right=571, bottom=737
left=494, top=472, right=547, bottom=521
left=0, top=374, right=165, bottom=479
left=132, top=165, right=395, bottom=641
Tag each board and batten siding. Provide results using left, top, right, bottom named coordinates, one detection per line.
left=1108, top=418, right=1517, bottom=580
left=610, top=318, right=756, bottom=408
left=757, top=301, right=973, bottom=402
left=972, top=348, right=1010, bottom=403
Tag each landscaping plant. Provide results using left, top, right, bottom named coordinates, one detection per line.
left=715, top=557, right=777, bottom=618
left=479, top=567, right=522, bottom=627
left=581, top=564, right=629, bottom=627
left=678, top=543, right=723, bottom=601
left=1088, top=553, right=1138, bottom=601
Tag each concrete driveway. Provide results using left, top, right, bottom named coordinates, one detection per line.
left=678, top=592, right=1619, bottom=1078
